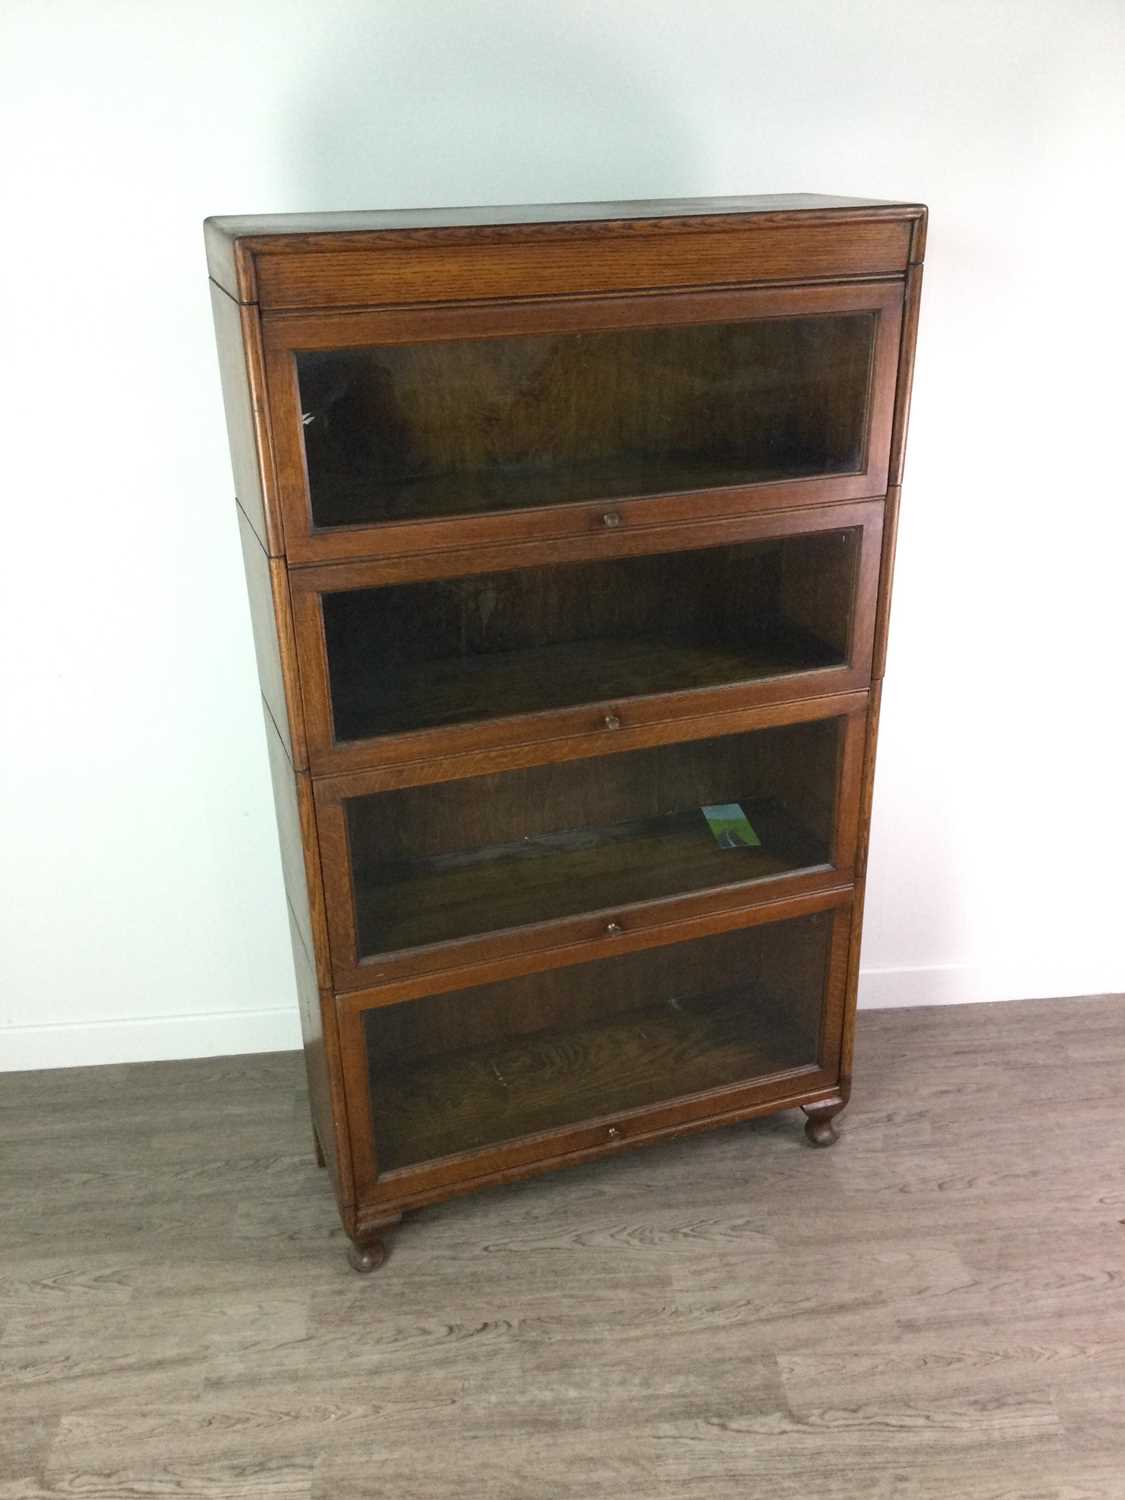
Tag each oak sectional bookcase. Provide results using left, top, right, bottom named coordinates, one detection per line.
left=206, top=194, right=924, bottom=1272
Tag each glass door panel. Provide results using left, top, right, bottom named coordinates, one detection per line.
left=363, top=912, right=830, bottom=1172
left=323, top=526, right=858, bottom=745
left=269, top=283, right=903, bottom=565
left=345, top=718, right=841, bottom=958
left=296, top=313, right=875, bottom=531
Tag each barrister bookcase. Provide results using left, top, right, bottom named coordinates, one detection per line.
left=206, top=194, right=925, bottom=1271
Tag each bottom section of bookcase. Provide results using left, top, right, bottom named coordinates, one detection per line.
left=302, top=886, right=858, bottom=1272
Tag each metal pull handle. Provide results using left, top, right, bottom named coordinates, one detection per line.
left=603, top=712, right=621, bottom=731
left=607, top=1126, right=621, bottom=1140
left=601, top=511, right=623, bottom=529
left=605, top=921, right=623, bottom=937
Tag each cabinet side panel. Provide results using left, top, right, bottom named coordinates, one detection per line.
left=205, top=219, right=248, bottom=301
left=263, top=704, right=333, bottom=989
left=889, top=263, right=924, bottom=487
left=287, top=904, right=355, bottom=1216
left=872, top=485, right=900, bottom=682
left=209, top=282, right=282, bottom=553
left=237, top=509, right=308, bottom=768
left=839, top=679, right=883, bottom=1100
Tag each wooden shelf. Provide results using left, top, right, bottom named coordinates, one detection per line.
left=306, top=453, right=839, bottom=529
left=354, top=794, right=829, bottom=957
left=332, top=626, right=843, bottom=742
left=371, top=983, right=815, bottom=1171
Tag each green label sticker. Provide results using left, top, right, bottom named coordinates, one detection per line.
left=702, top=803, right=761, bottom=849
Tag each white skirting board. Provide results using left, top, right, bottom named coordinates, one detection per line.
left=858, top=963, right=978, bottom=1009
left=859, top=964, right=1123, bottom=1011
left=0, top=1007, right=303, bottom=1072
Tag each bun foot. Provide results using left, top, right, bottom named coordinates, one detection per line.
left=347, top=1238, right=387, bottom=1274
left=345, top=1214, right=401, bottom=1273
left=802, top=1098, right=845, bottom=1148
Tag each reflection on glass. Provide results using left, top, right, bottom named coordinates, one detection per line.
left=297, top=314, right=874, bottom=528
left=346, top=720, right=840, bottom=957
left=364, top=914, right=829, bottom=1171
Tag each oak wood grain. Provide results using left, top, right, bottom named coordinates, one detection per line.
left=205, top=194, right=923, bottom=300
left=205, top=197, right=922, bottom=309
left=370, top=985, right=816, bottom=1171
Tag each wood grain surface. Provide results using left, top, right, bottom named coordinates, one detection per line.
left=368, top=984, right=815, bottom=1172
left=3, top=995, right=1122, bottom=1496
left=349, top=794, right=829, bottom=959
left=205, top=195, right=924, bottom=307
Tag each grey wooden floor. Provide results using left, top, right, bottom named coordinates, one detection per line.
left=2, top=996, right=1124, bottom=1499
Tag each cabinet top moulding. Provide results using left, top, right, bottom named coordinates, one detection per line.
left=205, top=194, right=927, bottom=309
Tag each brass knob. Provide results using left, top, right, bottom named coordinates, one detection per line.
left=603, top=712, right=621, bottom=730
left=601, top=511, right=623, bottom=529
left=605, top=921, right=623, bottom=937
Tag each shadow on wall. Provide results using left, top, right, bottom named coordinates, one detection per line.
left=281, top=2, right=702, bottom=210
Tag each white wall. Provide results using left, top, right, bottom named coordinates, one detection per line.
left=2, top=0, right=1123, bottom=1069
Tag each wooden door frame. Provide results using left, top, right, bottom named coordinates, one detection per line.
left=262, top=279, right=903, bottom=564
left=289, top=497, right=884, bottom=777
left=336, top=886, right=855, bottom=1212
left=315, top=690, right=868, bottom=992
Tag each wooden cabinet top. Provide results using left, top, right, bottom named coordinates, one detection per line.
left=206, top=194, right=927, bottom=308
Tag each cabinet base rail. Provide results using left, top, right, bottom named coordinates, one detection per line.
left=344, top=1095, right=849, bottom=1272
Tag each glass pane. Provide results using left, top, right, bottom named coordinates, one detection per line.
left=297, top=314, right=874, bottom=529
left=364, top=913, right=829, bottom=1171
left=347, top=720, right=839, bottom=957
left=324, top=529, right=857, bottom=743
